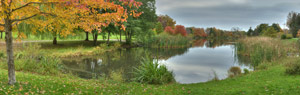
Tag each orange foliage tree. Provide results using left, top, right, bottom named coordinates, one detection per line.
left=71, top=0, right=128, bottom=45
left=0, top=0, right=82, bottom=85
left=193, top=28, right=207, bottom=38
left=175, top=25, right=187, bottom=36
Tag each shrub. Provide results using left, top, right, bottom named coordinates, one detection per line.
left=243, top=68, right=250, bottom=74
left=281, top=34, right=287, bottom=39
left=0, top=43, right=62, bottom=75
left=237, top=37, right=287, bottom=68
left=132, top=56, right=174, bottom=84
left=144, top=33, right=191, bottom=48
left=110, top=70, right=124, bottom=82
left=286, top=61, right=300, bottom=75
left=228, top=66, right=242, bottom=77
left=286, top=34, right=293, bottom=39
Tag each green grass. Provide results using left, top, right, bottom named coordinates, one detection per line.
left=1, top=37, right=300, bottom=94
left=1, top=57, right=300, bottom=94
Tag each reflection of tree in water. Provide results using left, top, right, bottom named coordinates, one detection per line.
left=147, top=47, right=189, bottom=60
left=205, top=39, right=235, bottom=48
left=62, top=48, right=148, bottom=81
left=192, top=39, right=206, bottom=47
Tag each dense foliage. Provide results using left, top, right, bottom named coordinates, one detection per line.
left=133, top=56, right=174, bottom=84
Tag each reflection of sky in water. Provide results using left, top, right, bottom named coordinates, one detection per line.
left=159, top=45, right=251, bottom=84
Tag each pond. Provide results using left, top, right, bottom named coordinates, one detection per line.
left=62, top=39, right=252, bottom=84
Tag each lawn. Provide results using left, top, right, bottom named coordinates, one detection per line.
left=1, top=57, right=300, bottom=94
left=1, top=38, right=300, bottom=94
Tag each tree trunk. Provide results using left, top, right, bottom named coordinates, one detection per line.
left=53, top=37, right=57, bottom=45
left=5, top=19, right=16, bottom=85
left=94, top=33, right=98, bottom=46
left=0, top=32, right=3, bottom=39
left=85, top=32, right=89, bottom=41
left=120, top=31, right=122, bottom=43
left=107, top=31, right=110, bottom=44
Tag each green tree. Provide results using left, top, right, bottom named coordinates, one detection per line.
left=262, top=27, right=277, bottom=37
left=287, top=12, right=300, bottom=38
left=247, top=27, right=254, bottom=36
left=271, top=23, right=282, bottom=32
left=254, top=24, right=269, bottom=36
left=156, top=22, right=164, bottom=34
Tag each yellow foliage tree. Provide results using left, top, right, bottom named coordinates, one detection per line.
left=0, top=0, right=80, bottom=85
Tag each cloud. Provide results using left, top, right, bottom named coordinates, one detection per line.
left=156, top=0, right=300, bottom=30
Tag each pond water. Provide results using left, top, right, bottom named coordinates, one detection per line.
left=62, top=40, right=252, bottom=84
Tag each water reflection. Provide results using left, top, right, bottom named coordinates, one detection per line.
left=62, top=39, right=252, bottom=84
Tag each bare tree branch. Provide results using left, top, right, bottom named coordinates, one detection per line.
left=11, top=14, right=38, bottom=22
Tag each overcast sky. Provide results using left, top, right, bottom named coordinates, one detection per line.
left=156, top=0, right=300, bottom=30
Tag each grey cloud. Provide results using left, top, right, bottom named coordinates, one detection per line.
left=156, top=0, right=300, bottom=30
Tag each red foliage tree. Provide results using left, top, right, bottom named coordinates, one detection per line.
left=175, top=25, right=187, bottom=36
left=164, top=26, right=175, bottom=35
left=193, top=28, right=207, bottom=37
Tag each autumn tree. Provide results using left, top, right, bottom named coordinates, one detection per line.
left=193, top=28, right=206, bottom=38
left=157, top=15, right=176, bottom=29
left=0, top=0, right=81, bottom=85
left=164, top=26, right=174, bottom=35
left=74, top=0, right=128, bottom=45
left=174, top=25, right=187, bottom=36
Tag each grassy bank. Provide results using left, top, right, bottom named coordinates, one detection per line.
left=1, top=57, right=300, bottom=94
left=1, top=37, right=300, bottom=94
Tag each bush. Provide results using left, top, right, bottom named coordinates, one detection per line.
left=237, top=37, right=287, bottom=68
left=243, top=68, right=250, bottom=74
left=144, top=33, right=191, bottom=48
left=133, top=56, right=174, bottom=84
left=281, top=34, right=287, bottom=39
left=228, top=66, right=242, bottom=77
left=0, top=43, right=62, bottom=75
left=286, top=34, right=293, bottom=39
left=286, top=61, right=300, bottom=75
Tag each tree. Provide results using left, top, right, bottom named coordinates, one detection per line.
left=175, top=25, right=187, bottom=36
left=0, top=0, right=81, bottom=85
left=155, top=22, right=163, bottom=34
left=262, top=27, right=277, bottom=37
left=247, top=27, right=254, bottom=36
left=254, top=24, right=269, bottom=36
left=157, top=15, right=176, bottom=29
left=287, top=12, right=300, bottom=37
left=193, top=28, right=206, bottom=38
left=164, top=26, right=175, bottom=35
left=75, top=0, right=128, bottom=45
left=271, top=23, right=282, bottom=32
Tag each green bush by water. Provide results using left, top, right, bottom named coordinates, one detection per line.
left=236, top=37, right=287, bottom=68
left=144, top=33, right=191, bottom=48
left=286, top=60, right=300, bottom=75
left=0, top=43, right=62, bottom=75
left=132, top=56, right=174, bottom=84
